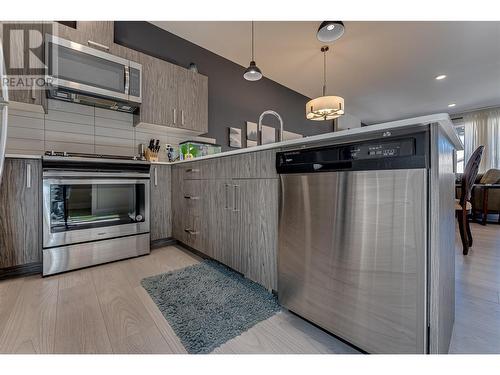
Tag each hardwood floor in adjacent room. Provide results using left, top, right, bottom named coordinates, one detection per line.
left=0, top=222, right=499, bottom=354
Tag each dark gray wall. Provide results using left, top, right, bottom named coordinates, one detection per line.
left=114, top=21, right=333, bottom=151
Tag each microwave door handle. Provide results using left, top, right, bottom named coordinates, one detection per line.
left=0, top=106, right=8, bottom=183
left=124, top=66, right=130, bottom=95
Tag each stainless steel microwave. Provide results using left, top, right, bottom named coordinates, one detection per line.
left=45, top=34, right=142, bottom=113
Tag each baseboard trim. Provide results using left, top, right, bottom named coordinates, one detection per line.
left=151, top=237, right=178, bottom=249
left=0, top=262, right=42, bottom=280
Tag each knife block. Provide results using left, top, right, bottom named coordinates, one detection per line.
left=145, top=148, right=159, bottom=162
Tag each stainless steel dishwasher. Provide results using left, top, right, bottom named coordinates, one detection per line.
left=276, top=132, right=429, bottom=354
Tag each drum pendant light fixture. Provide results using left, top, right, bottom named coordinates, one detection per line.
left=243, top=21, right=263, bottom=81
left=306, top=46, right=344, bottom=121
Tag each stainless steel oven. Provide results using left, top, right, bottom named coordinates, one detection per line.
left=42, top=156, right=150, bottom=275
left=45, top=34, right=142, bottom=112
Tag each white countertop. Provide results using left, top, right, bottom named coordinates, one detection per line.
left=159, top=113, right=462, bottom=165
left=6, top=113, right=462, bottom=164
left=5, top=154, right=42, bottom=159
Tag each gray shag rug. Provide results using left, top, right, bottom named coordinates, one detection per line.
left=141, top=260, right=281, bottom=354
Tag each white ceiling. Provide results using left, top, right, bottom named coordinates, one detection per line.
left=152, top=21, right=500, bottom=124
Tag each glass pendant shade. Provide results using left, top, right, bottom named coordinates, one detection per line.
left=306, top=96, right=345, bottom=120
left=244, top=61, right=262, bottom=81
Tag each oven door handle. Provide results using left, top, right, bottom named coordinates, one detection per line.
left=42, top=171, right=150, bottom=179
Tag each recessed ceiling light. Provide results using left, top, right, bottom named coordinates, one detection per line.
left=435, top=74, right=447, bottom=80
left=448, top=103, right=456, bottom=108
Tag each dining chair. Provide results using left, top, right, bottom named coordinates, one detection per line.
left=456, top=145, right=484, bottom=255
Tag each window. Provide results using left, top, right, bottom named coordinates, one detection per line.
left=455, top=124, right=465, bottom=173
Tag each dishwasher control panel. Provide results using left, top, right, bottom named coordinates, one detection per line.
left=276, top=132, right=428, bottom=174
left=340, top=139, right=415, bottom=160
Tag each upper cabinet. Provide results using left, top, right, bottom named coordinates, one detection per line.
left=176, top=66, right=209, bottom=133
left=0, top=22, right=47, bottom=109
left=137, top=53, right=208, bottom=134
left=55, top=21, right=114, bottom=52
left=75, top=22, right=114, bottom=48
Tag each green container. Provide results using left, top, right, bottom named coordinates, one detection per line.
left=179, top=141, right=222, bottom=160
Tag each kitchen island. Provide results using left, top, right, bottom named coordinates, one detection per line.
left=167, top=113, right=462, bottom=354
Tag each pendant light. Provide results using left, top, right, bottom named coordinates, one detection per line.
left=317, top=21, right=345, bottom=43
left=244, top=21, right=263, bottom=81
left=306, top=46, right=344, bottom=121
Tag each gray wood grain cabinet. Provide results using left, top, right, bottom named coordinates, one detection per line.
left=206, top=179, right=278, bottom=290
left=150, top=164, right=172, bottom=241
left=0, top=159, right=41, bottom=268
left=0, top=22, right=47, bottom=109
left=176, top=66, right=209, bottom=133
left=171, top=151, right=279, bottom=290
left=138, top=53, right=177, bottom=128
left=55, top=21, right=114, bottom=50
left=236, top=179, right=278, bottom=290
left=137, top=53, right=208, bottom=133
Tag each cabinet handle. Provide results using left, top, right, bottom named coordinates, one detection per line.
left=185, top=168, right=200, bottom=173
left=26, top=164, right=31, bottom=188
left=183, top=195, right=200, bottom=200
left=154, top=167, right=158, bottom=186
left=31, top=81, right=37, bottom=100
left=224, top=183, right=232, bottom=210
left=184, top=228, right=199, bottom=235
left=173, top=108, right=177, bottom=125
left=233, top=184, right=240, bottom=212
left=87, top=40, right=110, bottom=51
left=181, top=110, right=185, bottom=125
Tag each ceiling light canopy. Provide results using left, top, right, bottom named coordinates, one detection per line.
left=435, top=74, right=447, bottom=80
left=317, top=21, right=345, bottom=43
left=244, top=21, right=262, bottom=81
left=306, top=46, right=345, bottom=121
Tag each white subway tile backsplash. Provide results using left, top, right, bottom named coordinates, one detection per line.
left=6, top=138, right=45, bottom=153
left=45, top=119, right=95, bottom=135
left=95, top=145, right=135, bottom=157
left=47, top=99, right=95, bottom=116
left=9, top=114, right=45, bottom=130
left=45, top=110, right=94, bottom=126
left=44, top=141, right=95, bottom=154
left=7, top=100, right=215, bottom=157
left=95, top=125, right=133, bottom=139
left=45, top=130, right=94, bottom=145
left=95, top=107, right=133, bottom=123
left=95, top=135, right=134, bottom=148
left=8, top=127, right=44, bottom=141
left=9, top=109, right=45, bottom=119
left=95, top=116, right=133, bottom=130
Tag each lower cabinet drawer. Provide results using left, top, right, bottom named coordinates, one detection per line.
left=183, top=212, right=204, bottom=251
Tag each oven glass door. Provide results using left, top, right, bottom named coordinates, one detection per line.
left=43, top=178, right=150, bottom=248
left=47, top=36, right=129, bottom=99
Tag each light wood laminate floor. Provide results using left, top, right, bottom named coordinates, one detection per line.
left=0, top=223, right=499, bottom=354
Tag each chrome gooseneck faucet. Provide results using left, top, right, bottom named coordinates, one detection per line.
left=258, top=110, right=284, bottom=145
